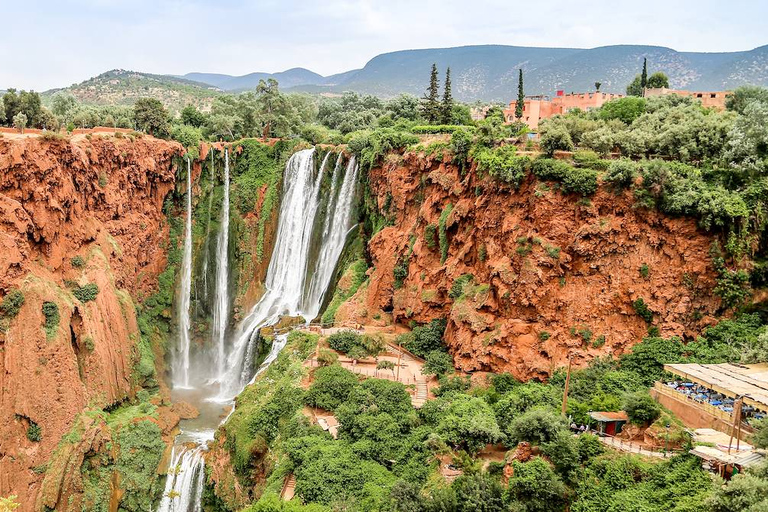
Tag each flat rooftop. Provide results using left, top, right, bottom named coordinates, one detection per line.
left=664, top=363, right=768, bottom=411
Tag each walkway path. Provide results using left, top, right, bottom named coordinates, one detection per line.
left=598, top=435, right=676, bottom=459
left=281, top=474, right=296, bottom=501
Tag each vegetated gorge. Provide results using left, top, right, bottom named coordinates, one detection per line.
left=2, top=80, right=768, bottom=512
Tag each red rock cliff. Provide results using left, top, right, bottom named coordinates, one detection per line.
left=336, top=151, right=721, bottom=379
left=0, top=134, right=182, bottom=509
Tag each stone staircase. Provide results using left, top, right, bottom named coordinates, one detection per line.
left=281, top=473, right=296, bottom=501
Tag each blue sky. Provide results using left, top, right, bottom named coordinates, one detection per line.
left=2, top=0, right=766, bottom=90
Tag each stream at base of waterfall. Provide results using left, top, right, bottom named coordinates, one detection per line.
left=157, top=148, right=359, bottom=511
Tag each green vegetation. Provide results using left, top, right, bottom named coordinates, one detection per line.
left=472, top=145, right=529, bottom=187
left=326, top=331, right=385, bottom=360
left=395, top=318, right=447, bottom=358
left=42, top=301, right=60, bottom=338
left=531, top=158, right=598, bottom=196
left=424, top=224, right=438, bottom=250
left=72, top=283, right=99, bottom=303
left=0, top=289, right=24, bottom=318
left=438, top=204, right=453, bottom=264
left=70, top=255, right=85, bottom=268
left=632, top=298, right=654, bottom=324
left=26, top=422, right=42, bottom=442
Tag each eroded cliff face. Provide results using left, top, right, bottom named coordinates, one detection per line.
left=336, top=151, right=721, bottom=379
left=0, top=134, right=182, bottom=510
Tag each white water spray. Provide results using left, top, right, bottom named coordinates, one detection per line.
left=214, top=149, right=358, bottom=399
left=211, top=150, right=231, bottom=379
left=303, top=155, right=359, bottom=317
left=156, top=445, right=206, bottom=512
left=175, top=158, right=194, bottom=388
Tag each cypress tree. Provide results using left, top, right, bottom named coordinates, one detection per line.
left=515, top=69, right=524, bottom=119
left=640, top=58, right=648, bottom=89
left=422, top=63, right=440, bottom=123
left=441, top=67, right=454, bottom=124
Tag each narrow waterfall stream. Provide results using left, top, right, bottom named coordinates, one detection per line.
left=174, top=158, right=194, bottom=388
left=160, top=147, right=359, bottom=511
left=212, top=149, right=231, bottom=379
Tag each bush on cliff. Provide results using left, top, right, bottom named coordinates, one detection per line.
left=531, top=158, right=598, bottom=196
left=396, top=318, right=447, bottom=359
left=73, top=283, right=99, bottom=303
left=0, top=289, right=24, bottom=318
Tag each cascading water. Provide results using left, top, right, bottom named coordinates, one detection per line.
left=163, top=147, right=359, bottom=510
left=211, top=150, right=231, bottom=379
left=156, top=445, right=206, bottom=512
left=302, top=155, right=359, bottom=318
left=174, top=158, right=194, bottom=388
left=215, top=149, right=359, bottom=399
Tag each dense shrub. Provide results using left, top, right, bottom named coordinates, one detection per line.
left=598, top=97, right=647, bottom=124
left=26, top=422, right=42, bottom=442
left=632, top=298, right=654, bottom=324
left=70, top=256, right=85, bottom=268
left=449, top=274, right=474, bottom=300
left=347, top=129, right=419, bottom=171
left=472, top=145, right=530, bottom=188
left=531, top=158, right=598, bottom=196
left=604, top=159, right=637, bottom=190
left=73, top=283, right=99, bottom=303
left=42, top=301, right=60, bottom=337
left=623, top=391, right=662, bottom=425
left=304, top=365, right=359, bottom=411
left=0, top=289, right=24, bottom=318
left=540, top=125, right=574, bottom=156
left=396, top=319, right=447, bottom=358
left=507, top=408, right=568, bottom=445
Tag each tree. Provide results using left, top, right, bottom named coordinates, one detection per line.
left=507, top=408, right=568, bottom=445
left=647, top=72, right=669, bottom=89
left=2, top=89, right=20, bottom=125
left=13, top=112, right=27, bottom=133
left=441, top=67, right=454, bottom=124
left=435, top=394, right=503, bottom=453
left=598, top=97, right=646, bottom=124
left=421, top=63, right=440, bottom=124
left=133, top=98, right=169, bottom=137
left=623, top=391, right=661, bottom=425
left=304, top=365, right=358, bottom=410
left=515, top=69, right=525, bottom=120
left=180, top=104, right=207, bottom=127
left=641, top=57, right=648, bottom=89
left=595, top=81, right=602, bottom=92
left=506, top=458, right=568, bottom=512
left=51, top=93, right=77, bottom=119
left=423, top=350, right=454, bottom=376
left=725, top=85, right=768, bottom=114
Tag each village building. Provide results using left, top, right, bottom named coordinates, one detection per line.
left=503, top=91, right=624, bottom=130
left=643, top=87, right=730, bottom=110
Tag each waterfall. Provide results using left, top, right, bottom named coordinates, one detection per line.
left=175, top=158, right=194, bottom=389
left=214, top=149, right=358, bottom=400
left=302, top=155, right=359, bottom=318
left=211, top=150, right=231, bottom=379
left=156, top=446, right=206, bottom=512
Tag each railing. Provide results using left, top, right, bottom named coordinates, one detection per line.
left=595, top=431, right=677, bottom=458
left=653, top=382, right=735, bottom=423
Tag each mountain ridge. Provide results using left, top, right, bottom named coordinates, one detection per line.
left=45, top=43, right=768, bottom=105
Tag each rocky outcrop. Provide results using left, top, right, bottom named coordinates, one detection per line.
left=337, top=151, right=720, bottom=380
left=0, top=133, right=182, bottom=510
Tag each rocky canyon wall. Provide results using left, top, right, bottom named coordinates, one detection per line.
left=0, top=133, right=182, bottom=510
left=336, top=150, right=721, bottom=380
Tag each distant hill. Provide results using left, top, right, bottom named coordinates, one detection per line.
left=44, top=44, right=768, bottom=109
left=182, top=68, right=327, bottom=92
left=43, top=69, right=223, bottom=113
